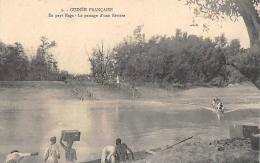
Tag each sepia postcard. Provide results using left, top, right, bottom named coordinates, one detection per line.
left=0, top=0, right=259, bottom=163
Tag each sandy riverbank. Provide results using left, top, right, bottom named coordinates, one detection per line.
left=0, top=80, right=259, bottom=104
left=134, top=138, right=259, bottom=163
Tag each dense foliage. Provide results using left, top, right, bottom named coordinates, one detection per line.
left=90, top=27, right=260, bottom=89
left=227, top=45, right=260, bottom=88
left=0, top=37, right=66, bottom=81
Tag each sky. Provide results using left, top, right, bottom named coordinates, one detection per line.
left=0, top=0, right=249, bottom=74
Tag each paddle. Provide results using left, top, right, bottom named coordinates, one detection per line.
left=162, top=136, right=193, bottom=151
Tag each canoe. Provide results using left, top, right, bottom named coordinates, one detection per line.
left=79, top=136, right=193, bottom=163
left=80, top=148, right=162, bottom=163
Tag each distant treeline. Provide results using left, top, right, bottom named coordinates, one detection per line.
left=89, top=27, right=260, bottom=89
left=0, top=37, right=68, bottom=81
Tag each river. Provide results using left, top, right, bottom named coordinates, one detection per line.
left=0, top=82, right=259, bottom=163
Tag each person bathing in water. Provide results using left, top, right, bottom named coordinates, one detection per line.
left=212, top=97, right=224, bottom=112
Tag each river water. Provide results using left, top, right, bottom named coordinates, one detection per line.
left=0, top=82, right=259, bottom=163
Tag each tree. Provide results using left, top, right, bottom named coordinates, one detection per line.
left=29, top=37, right=58, bottom=80
left=183, top=0, right=260, bottom=48
left=2, top=42, right=29, bottom=80
left=87, top=41, right=114, bottom=81
left=0, top=41, right=7, bottom=80
left=226, top=39, right=241, bottom=56
left=112, top=26, right=146, bottom=83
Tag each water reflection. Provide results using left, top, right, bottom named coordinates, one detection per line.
left=216, top=113, right=224, bottom=126
left=116, top=106, right=119, bottom=119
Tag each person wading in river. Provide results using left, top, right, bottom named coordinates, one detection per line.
left=115, top=138, right=134, bottom=163
left=44, top=136, right=61, bottom=163
left=4, top=150, right=38, bottom=163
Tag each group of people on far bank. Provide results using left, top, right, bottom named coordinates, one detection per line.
left=3, top=137, right=134, bottom=163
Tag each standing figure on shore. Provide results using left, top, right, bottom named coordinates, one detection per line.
left=115, top=138, right=134, bottom=162
left=101, top=146, right=115, bottom=163
left=44, top=136, right=61, bottom=163
left=4, top=150, right=38, bottom=163
left=60, top=133, right=77, bottom=163
left=116, top=75, right=120, bottom=89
